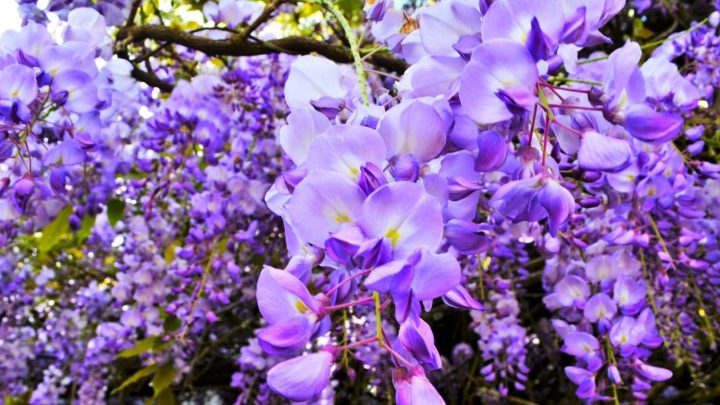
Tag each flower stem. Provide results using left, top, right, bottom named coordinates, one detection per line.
left=325, top=267, right=373, bottom=297
left=317, top=0, right=370, bottom=106
left=336, top=336, right=379, bottom=351
left=382, top=342, right=416, bottom=369
left=604, top=339, right=621, bottom=405
left=325, top=296, right=374, bottom=311
left=373, top=291, right=384, bottom=346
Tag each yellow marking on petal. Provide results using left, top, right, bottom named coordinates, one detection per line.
left=295, top=300, right=308, bottom=313
left=335, top=212, right=351, bottom=224
left=618, top=91, right=628, bottom=110
left=385, top=228, right=400, bottom=247
left=482, top=256, right=492, bottom=270
left=349, top=166, right=359, bottom=179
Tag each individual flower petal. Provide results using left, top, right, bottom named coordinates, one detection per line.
left=306, top=124, right=387, bottom=180
left=267, top=351, right=335, bottom=402
left=399, top=319, right=442, bottom=370
left=585, top=254, right=619, bottom=282
left=442, top=285, right=483, bottom=311
left=285, top=171, right=366, bottom=247
left=278, top=107, right=331, bottom=166
left=257, top=316, right=314, bottom=356
left=52, top=69, right=99, bottom=114
left=394, top=370, right=446, bottom=405
left=491, top=175, right=546, bottom=223
left=562, top=331, right=599, bottom=357
left=365, top=258, right=415, bottom=295
left=635, top=360, right=673, bottom=382
left=410, top=251, right=461, bottom=301
left=577, top=130, right=631, bottom=172
left=444, top=219, right=491, bottom=254
left=622, top=104, right=683, bottom=144
left=377, top=100, right=447, bottom=163
left=256, top=267, right=319, bottom=325
left=554, top=275, right=590, bottom=307
left=613, top=275, right=645, bottom=314
left=482, top=0, right=565, bottom=48
left=460, top=40, right=538, bottom=125
left=360, top=182, right=443, bottom=259
left=536, top=179, right=576, bottom=236
left=418, top=0, right=482, bottom=56
left=583, top=293, right=617, bottom=323
left=609, top=316, right=645, bottom=348
left=398, top=56, right=465, bottom=98
left=475, top=130, right=508, bottom=172
left=284, top=55, right=348, bottom=110
left=0, top=64, right=37, bottom=105
left=43, top=139, right=86, bottom=167
left=565, top=366, right=594, bottom=385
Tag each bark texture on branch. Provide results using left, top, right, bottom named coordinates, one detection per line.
left=116, top=24, right=408, bottom=91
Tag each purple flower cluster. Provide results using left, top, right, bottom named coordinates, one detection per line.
left=257, top=0, right=720, bottom=402
left=2, top=0, right=720, bottom=403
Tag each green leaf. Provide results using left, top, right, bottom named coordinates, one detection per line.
left=155, top=388, right=176, bottom=405
left=152, top=364, right=176, bottom=397
left=38, top=205, right=73, bottom=253
left=107, top=199, right=126, bottom=227
left=117, top=336, right=159, bottom=359
left=163, top=315, right=181, bottom=333
left=164, top=239, right=178, bottom=264
left=111, top=364, right=158, bottom=394
left=76, top=214, right=96, bottom=243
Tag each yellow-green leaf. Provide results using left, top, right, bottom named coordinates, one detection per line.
left=111, top=364, right=158, bottom=394
left=76, top=214, right=96, bottom=243
left=152, top=364, right=176, bottom=397
left=117, top=336, right=159, bottom=359
left=38, top=205, right=73, bottom=253
left=155, top=388, right=176, bottom=405
left=164, top=240, right=178, bottom=264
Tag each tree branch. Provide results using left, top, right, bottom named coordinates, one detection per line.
left=131, top=65, right=174, bottom=92
left=240, top=0, right=286, bottom=41
left=116, top=24, right=408, bottom=91
left=125, top=0, right=143, bottom=28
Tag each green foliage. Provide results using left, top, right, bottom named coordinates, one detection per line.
left=77, top=214, right=96, bottom=243
left=37, top=205, right=73, bottom=254
left=111, top=365, right=159, bottom=394
left=152, top=364, right=177, bottom=397
left=107, top=198, right=126, bottom=228
left=154, top=388, right=177, bottom=405
left=117, top=336, right=161, bottom=359
left=163, top=314, right=182, bottom=333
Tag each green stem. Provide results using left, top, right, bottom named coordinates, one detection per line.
left=373, top=291, right=383, bottom=346
left=639, top=18, right=709, bottom=51
left=316, top=0, right=370, bottom=106
left=551, top=77, right=603, bottom=86
left=604, top=339, right=621, bottom=405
